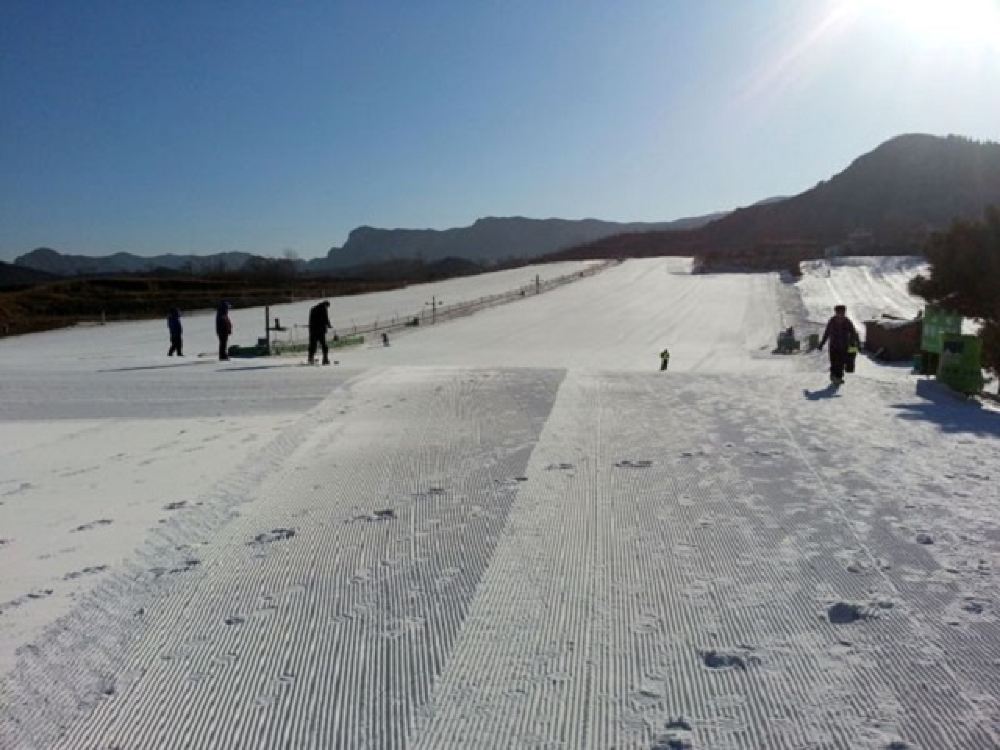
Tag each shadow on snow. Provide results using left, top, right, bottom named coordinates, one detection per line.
left=891, top=379, right=1000, bottom=437
left=98, top=361, right=215, bottom=373
left=803, top=384, right=842, bottom=401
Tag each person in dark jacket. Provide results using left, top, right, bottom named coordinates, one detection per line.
left=167, top=308, right=184, bottom=357
left=216, top=301, right=233, bottom=361
left=308, top=300, right=333, bottom=365
left=818, top=304, right=860, bottom=385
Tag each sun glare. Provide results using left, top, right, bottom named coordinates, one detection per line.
left=866, top=0, right=1000, bottom=48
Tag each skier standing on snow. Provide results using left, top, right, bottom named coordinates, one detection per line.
left=216, top=301, right=233, bottom=361
left=659, top=347, right=671, bottom=372
left=167, top=307, right=183, bottom=357
left=308, top=300, right=333, bottom=365
left=818, top=304, right=860, bottom=385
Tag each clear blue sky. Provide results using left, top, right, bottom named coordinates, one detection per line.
left=2, top=0, right=998, bottom=260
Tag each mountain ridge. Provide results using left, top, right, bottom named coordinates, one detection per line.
left=548, top=134, right=1000, bottom=261
left=311, top=211, right=727, bottom=270
left=14, top=247, right=259, bottom=277
left=12, top=211, right=727, bottom=277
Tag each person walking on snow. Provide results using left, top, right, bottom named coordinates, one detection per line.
left=216, top=301, right=233, bottom=361
left=308, top=300, right=333, bottom=365
left=167, top=307, right=184, bottom=356
left=818, top=304, right=860, bottom=385
left=659, top=347, right=671, bottom=372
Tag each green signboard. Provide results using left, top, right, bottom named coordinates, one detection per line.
left=921, top=305, right=963, bottom=354
left=937, top=333, right=984, bottom=395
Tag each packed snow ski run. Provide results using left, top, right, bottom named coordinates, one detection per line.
left=1, top=257, right=998, bottom=750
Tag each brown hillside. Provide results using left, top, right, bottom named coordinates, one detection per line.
left=549, top=134, right=1000, bottom=264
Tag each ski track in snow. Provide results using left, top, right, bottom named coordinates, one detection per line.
left=2, top=257, right=999, bottom=749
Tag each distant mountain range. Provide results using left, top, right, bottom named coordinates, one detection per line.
left=13, top=247, right=258, bottom=277
left=10, top=213, right=725, bottom=278
left=549, top=134, right=1000, bottom=260
left=9, top=133, right=1000, bottom=280
left=308, top=212, right=728, bottom=270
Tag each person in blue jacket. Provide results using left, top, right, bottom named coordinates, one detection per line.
left=167, top=308, right=184, bottom=357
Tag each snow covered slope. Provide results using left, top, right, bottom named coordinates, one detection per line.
left=0, top=260, right=599, bottom=372
left=2, top=257, right=999, bottom=750
left=797, top=256, right=928, bottom=325
left=345, top=257, right=787, bottom=372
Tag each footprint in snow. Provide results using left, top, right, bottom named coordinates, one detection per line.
left=71, top=519, right=113, bottom=533
left=346, top=510, right=395, bottom=523
left=699, top=648, right=758, bottom=671
left=250, top=528, right=296, bottom=545
left=0, top=589, right=54, bottom=615
left=63, top=565, right=109, bottom=580
left=827, top=602, right=872, bottom=624
left=168, top=559, right=201, bottom=574
left=2, top=482, right=33, bottom=497
left=960, top=599, right=985, bottom=615
left=615, top=459, right=653, bottom=468
left=652, top=718, right=694, bottom=749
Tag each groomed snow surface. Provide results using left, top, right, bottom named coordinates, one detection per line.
left=797, top=256, right=928, bottom=326
left=2, top=258, right=999, bottom=749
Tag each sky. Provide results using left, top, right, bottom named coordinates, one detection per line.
left=2, top=0, right=999, bottom=261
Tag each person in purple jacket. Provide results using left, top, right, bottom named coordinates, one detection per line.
left=167, top=307, right=183, bottom=357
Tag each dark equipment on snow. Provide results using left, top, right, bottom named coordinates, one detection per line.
left=775, top=327, right=801, bottom=354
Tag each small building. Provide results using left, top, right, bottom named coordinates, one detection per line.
left=864, top=316, right=922, bottom=361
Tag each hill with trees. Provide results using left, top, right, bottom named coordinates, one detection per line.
left=548, top=134, right=1000, bottom=269
left=13, top=247, right=259, bottom=276
left=0, top=261, right=60, bottom=289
